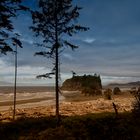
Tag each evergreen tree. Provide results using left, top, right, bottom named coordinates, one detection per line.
left=0, top=0, right=28, bottom=54
left=30, top=0, right=89, bottom=121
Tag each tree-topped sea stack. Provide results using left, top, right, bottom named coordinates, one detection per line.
left=61, top=74, right=102, bottom=96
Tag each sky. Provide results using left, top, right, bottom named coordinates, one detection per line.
left=0, top=0, right=140, bottom=86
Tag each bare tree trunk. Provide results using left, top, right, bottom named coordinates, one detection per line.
left=112, top=102, right=118, bottom=118
left=55, top=43, right=59, bottom=124
left=55, top=0, right=59, bottom=124
left=13, top=45, right=17, bottom=120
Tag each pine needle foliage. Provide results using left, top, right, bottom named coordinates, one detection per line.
left=0, top=0, right=29, bottom=54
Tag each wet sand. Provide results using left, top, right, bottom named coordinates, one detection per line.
left=0, top=97, right=54, bottom=106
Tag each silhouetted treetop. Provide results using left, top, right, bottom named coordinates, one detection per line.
left=30, top=0, right=89, bottom=56
left=0, top=0, right=29, bottom=54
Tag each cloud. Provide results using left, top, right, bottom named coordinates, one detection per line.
left=0, top=60, right=54, bottom=85
left=21, top=37, right=34, bottom=45
left=60, top=36, right=140, bottom=79
left=101, top=75, right=140, bottom=85
left=83, top=38, right=96, bottom=43
left=62, top=53, right=74, bottom=61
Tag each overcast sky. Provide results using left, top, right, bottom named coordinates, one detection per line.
left=0, top=0, right=140, bottom=86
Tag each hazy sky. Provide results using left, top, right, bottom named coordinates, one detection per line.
left=0, top=0, right=140, bottom=86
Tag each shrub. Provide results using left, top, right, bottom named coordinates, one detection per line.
left=104, top=89, right=112, bottom=100
left=132, top=87, right=140, bottom=116
left=113, top=87, right=121, bottom=95
left=81, top=88, right=102, bottom=96
left=130, top=87, right=137, bottom=95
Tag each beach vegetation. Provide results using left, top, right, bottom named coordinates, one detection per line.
left=113, top=87, right=121, bottom=95
left=132, top=87, right=140, bottom=116
left=0, top=113, right=140, bottom=139
left=104, top=88, right=112, bottom=100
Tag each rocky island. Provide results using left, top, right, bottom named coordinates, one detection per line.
left=61, top=74, right=102, bottom=95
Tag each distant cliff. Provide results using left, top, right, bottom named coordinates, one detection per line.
left=107, top=81, right=140, bottom=89
left=61, top=74, right=102, bottom=95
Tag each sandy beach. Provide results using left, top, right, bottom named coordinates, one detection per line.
left=0, top=89, right=135, bottom=120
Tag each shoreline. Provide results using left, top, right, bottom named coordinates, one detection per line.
left=0, top=92, right=135, bottom=119
left=0, top=97, right=55, bottom=106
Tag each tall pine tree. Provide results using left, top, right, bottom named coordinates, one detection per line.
left=31, top=0, right=89, bottom=121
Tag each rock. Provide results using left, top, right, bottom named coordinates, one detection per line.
left=61, top=75, right=102, bottom=96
